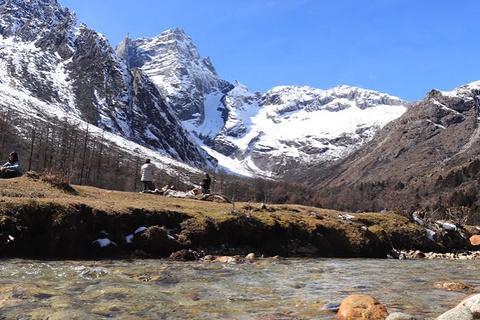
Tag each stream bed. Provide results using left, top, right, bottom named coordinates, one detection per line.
left=0, top=258, right=478, bottom=319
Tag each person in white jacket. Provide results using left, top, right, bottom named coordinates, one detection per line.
left=0, top=151, right=23, bottom=179
left=140, top=159, right=156, bottom=192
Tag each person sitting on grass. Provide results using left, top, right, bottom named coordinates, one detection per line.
left=0, top=152, right=23, bottom=179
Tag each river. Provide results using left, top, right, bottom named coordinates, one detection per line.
left=0, top=258, right=478, bottom=319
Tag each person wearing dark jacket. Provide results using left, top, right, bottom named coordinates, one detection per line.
left=0, top=152, right=23, bottom=179
left=200, top=173, right=211, bottom=194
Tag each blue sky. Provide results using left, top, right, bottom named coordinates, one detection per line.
left=59, top=0, right=480, bottom=101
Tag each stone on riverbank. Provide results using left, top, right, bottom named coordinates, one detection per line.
left=168, top=249, right=200, bottom=261
left=470, top=235, right=480, bottom=247
left=215, top=255, right=242, bottom=263
left=338, top=293, right=480, bottom=320
left=245, top=252, right=256, bottom=260
left=337, top=294, right=389, bottom=320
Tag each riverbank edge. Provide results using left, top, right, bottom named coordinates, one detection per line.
left=0, top=201, right=476, bottom=260
left=0, top=176, right=478, bottom=260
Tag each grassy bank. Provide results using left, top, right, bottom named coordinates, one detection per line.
left=0, top=174, right=472, bottom=259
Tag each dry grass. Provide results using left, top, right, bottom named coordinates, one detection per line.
left=0, top=175, right=410, bottom=226
left=39, top=171, right=77, bottom=194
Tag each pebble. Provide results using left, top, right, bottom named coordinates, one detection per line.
left=470, top=235, right=480, bottom=246
left=322, top=301, right=341, bottom=311
left=215, top=255, right=242, bottom=263
left=245, top=252, right=256, bottom=260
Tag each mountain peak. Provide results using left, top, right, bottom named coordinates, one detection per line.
left=173, top=27, right=187, bottom=35
left=439, top=80, right=480, bottom=100
left=159, top=27, right=188, bottom=38
left=115, top=28, right=230, bottom=123
left=115, top=33, right=134, bottom=62
left=153, top=27, right=191, bottom=43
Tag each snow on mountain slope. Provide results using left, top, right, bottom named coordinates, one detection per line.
left=0, top=39, right=204, bottom=183
left=0, top=35, right=78, bottom=118
left=209, top=84, right=408, bottom=177
left=184, top=91, right=226, bottom=141
left=441, top=80, right=480, bottom=96
left=0, top=0, right=80, bottom=58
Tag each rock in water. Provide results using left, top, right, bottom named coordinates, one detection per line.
left=433, top=282, right=474, bottom=292
left=337, top=294, right=388, bottom=320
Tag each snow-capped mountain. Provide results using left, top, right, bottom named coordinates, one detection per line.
left=117, top=29, right=409, bottom=178
left=0, top=0, right=213, bottom=168
left=215, top=84, right=407, bottom=178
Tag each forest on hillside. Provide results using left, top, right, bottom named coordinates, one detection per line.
left=313, top=160, right=480, bottom=224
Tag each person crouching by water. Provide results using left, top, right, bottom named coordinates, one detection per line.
left=200, top=173, right=211, bottom=194
left=140, top=158, right=156, bottom=192
left=0, top=152, right=23, bottom=179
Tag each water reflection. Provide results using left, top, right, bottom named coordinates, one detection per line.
left=0, top=258, right=478, bottom=319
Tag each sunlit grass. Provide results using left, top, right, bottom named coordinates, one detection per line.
left=0, top=175, right=345, bottom=223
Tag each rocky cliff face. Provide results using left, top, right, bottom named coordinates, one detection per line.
left=0, top=0, right=77, bottom=58
left=115, top=28, right=231, bottom=125
left=0, top=0, right=212, bottom=167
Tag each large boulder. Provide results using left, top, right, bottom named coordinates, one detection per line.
left=168, top=249, right=200, bottom=261
left=337, top=294, right=389, bottom=320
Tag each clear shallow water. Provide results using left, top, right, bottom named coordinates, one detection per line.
left=0, top=258, right=478, bottom=319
